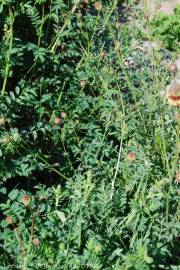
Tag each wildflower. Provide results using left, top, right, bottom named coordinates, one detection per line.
left=54, top=117, right=61, bottom=125
left=166, top=81, right=180, bottom=106
left=6, top=215, right=13, bottom=225
left=80, top=80, right=87, bottom=88
left=33, top=238, right=40, bottom=246
left=175, top=172, right=180, bottom=184
left=94, top=2, right=102, bottom=11
left=22, top=194, right=30, bottom=206
left=114, top=41, right=121, bottom=53
left=0, top=117, right=5, bottom=126
left=126, top=152, right=136, bottom=163
left=169, top=63, right=177, bottom=73
left=115, top=22, right=121, bottom=29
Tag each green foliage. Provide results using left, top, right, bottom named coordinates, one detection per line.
left=150, top=5, right=180, bottom=51
left=0, top=0, right=180, bottom=269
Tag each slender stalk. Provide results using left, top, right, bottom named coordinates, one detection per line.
left=22, top=206, right=35, bottom=270
left=1, top=8, right=14, bottom=96
left=38, top=4, right=45, bottom=47
left=111, top=86, right=125, bottom=199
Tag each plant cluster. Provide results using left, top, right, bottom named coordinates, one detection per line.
left=150, top=5, right=180, bottom=51
left=0, top=0, right=180, bottom=269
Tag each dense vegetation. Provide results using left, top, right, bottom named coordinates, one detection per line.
left=0, top=1, right=179, bottom=269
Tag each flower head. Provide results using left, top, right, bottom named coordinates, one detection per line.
left=6, top=216, right=13, bottom=224
left=166, top=81, right=180, bottom=107
left=54, top=117, right=61, bottom=125
left=175, top=172, right=180, bottom=184
left=94, top=2, right=102, bottom=11
left=99, top=51, right=106, bottom=58
left=33, top=238, right=40, bottom=246
left=126, top=152, right=136, bottom=163
left=169, top=63, right=177, bottom=73
left=80, top=80, right=87, bottom=88
left=22, top=194, right=30, bottom=206
left=0, top=117, right=6, bottom=126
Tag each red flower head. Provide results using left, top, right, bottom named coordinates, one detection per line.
left=6, top=215, right=13, bottom=225
left=54, top=117, right=61, bottom=125
left=22, top=194, right=30, bottom=206
left=33, top=238, right=40, bottom=246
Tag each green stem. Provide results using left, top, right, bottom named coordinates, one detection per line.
left=22, top=206, right=35, bottom=270
left=38, top=4, right=45, bottom=47
left=1, top=8, right=14, bottom=96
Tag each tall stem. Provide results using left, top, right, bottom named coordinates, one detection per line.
left=1, top=8, right=14, bottom=96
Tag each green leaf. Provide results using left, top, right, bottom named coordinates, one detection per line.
left=8, top=189, right=19, bottom=200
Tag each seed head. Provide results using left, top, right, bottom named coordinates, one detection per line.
left=99, top=51, right=106, bottom=58
left=2, top=135, right=10, bottom=144
left=115, top=41, right=121, bottom=53
left=6, top=215, right=13, bottom=225
left=144, top=12, right=150, bottom=20
left=126, top=152, right=136, bottom=163
left=94, top=2, right=102, bottom=11
left=175, top=172, right=180, bottom=184
left=166, top=81, right=180, bottom=106
left=0, top=117, right=6, bottom=126
left=80, top=80, right=87, bottom=88
left=22, top=194, right=30, bottom=206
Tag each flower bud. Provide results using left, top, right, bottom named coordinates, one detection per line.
left=6, top=215, right=13, bottom=225
left=126, top=152, right=136, bottom=163
left=22, top=194, right=30, bottom=206
left=0, top=117, right=6, bottom=126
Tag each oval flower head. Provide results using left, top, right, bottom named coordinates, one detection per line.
left=175, top=172, right=180, bottom=184
left=166, top=81, right=180, bottom=107
left=126, top=152, right=136, bottom=163
left=22, top=194, right=31, bottom=206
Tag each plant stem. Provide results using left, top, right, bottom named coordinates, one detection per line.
left=1, top=8, right=14, bottom=96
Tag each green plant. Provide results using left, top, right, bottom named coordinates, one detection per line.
left=150, top=5, right=180, bottom=51
left=0, top=1, right=180, bottom=269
